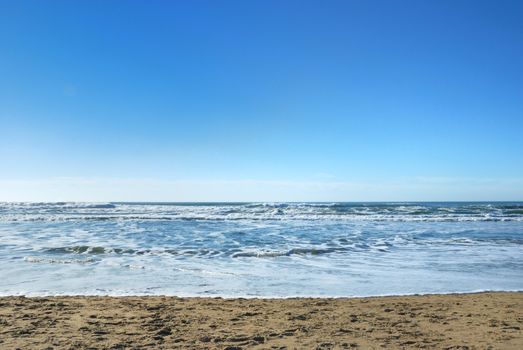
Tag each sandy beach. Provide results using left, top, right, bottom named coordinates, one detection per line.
left=0, top=292, right=521, bottom=349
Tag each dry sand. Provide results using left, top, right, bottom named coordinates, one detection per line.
left=0, top=292, right=521, bottom=349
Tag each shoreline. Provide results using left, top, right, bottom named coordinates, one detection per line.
left=1, top=291, right=521, bottom=349
left=2, top=289, right=523, bottom=299
left=1, top=289, right=522, bottom=298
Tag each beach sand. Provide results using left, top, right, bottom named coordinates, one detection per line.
left=0, top=292, right=521, bottom=349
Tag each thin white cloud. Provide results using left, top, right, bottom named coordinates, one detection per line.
left=0, top=177, right=522, bottom=202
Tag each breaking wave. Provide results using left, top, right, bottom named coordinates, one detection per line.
left=1, top=202, right=522, bottom=222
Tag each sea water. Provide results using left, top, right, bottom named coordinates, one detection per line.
left=0, top=202, right=522, bottom=297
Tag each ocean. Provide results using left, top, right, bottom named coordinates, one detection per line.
left=1, top=202, right=522, bottom=297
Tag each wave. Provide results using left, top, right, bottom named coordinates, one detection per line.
left=2, top=214, right=522, bottom=222
left=38, top=235, right=518, bottom=261
left=39, top=245, right=376, bottom=258
left=232, top=247, right=350, bottom=258
left=42, top=246, right=225, bottom=257
left=24, top=256, right=96, bottom=265
left=1, top=202, right=522, bottom=222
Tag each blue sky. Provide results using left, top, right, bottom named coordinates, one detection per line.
left=1, top=0, right=522, bottom=201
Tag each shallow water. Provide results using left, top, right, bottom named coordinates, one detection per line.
left=1, top=202, right=522, bottom=297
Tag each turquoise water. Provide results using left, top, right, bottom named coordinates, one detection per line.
left=1, top=202, right=522, bottom=296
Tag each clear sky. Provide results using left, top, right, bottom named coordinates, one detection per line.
left=1, top=0, right=522, bottom=201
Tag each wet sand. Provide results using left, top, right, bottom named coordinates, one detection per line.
left=0, top=292, right=521, bottom=349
